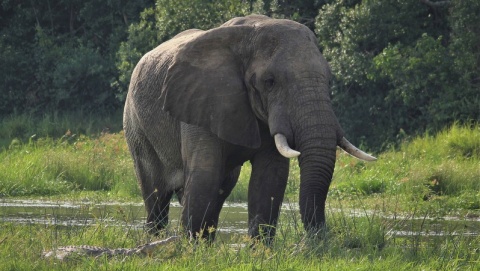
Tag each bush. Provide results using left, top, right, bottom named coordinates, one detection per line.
left=0, top=0, right=151, bottom=115
left=316, top=0, right=480, bottom=151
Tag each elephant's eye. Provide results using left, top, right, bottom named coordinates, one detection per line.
left=264, top=78, right=275, bottom=90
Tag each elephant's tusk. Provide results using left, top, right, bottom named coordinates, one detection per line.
left=338, top=137, right=377, bottom=161
left=274, top=134, right=301, bottom=158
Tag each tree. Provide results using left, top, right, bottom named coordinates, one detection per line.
left=0, top=0, right=152, bottom=115
left=2, top=0, right=477, bottom=149
left=316, top=0, right=478, bottom=150
left=253, top=0, right=328, bottom=30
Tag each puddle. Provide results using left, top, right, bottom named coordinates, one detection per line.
left=1, top=199, right=479, bottom=239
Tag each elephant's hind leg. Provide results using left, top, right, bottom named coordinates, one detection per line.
left=144, top=189, right=173, bottom=235
left=127, top=134, right=173, bottom=235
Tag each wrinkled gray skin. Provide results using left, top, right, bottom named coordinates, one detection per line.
left=124, top=15, right=369, bottom=242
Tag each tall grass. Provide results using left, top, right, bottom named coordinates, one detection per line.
left=0, top=132, right=139, bottom=198
left=0, top=115, right=478, bottom=211
left=1, top=116, right=479, bottom=269
left=331, top=122, right=480, bottom=212
left=1, top=200, right=478, bottom=270
left=0, top=121, right=478, bottom=270
left=0, top=110, right=123, bottom=149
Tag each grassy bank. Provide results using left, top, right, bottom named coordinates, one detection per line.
left=1, top=120, right=478, bottom=212
left=0, top=131, right=139, bottom=199
left=330, top=123, right=480, bottom=215
left=0, top=117, right=479, bottom=270
left=1, top=205, right=478, bottom=270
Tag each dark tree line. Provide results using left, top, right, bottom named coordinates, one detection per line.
left=316, top=0, right=479, bottom=148
left=1, top=0, right=478, bottom=150
left=0, top=0, right=153, bottom=114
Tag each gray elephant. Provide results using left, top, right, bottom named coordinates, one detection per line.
left=123, top=15, right=375, bottom=242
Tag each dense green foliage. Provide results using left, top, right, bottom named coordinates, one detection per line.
left=0, top=0, right=153, bottom=114
left=1, top=0, right=479, bottom=149
left=316, top=0, right=480, bottom=149
left=0, top=110, right=123, bottom=148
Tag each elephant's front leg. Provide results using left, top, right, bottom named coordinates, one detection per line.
left=248, top=146, right=289, bottom=244
left=180, top=124, right=226, bottom=240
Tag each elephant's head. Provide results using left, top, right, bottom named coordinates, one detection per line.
left=157, top=15, right=375, bottom=232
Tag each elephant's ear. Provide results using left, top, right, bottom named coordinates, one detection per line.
left=159, top=26, right=260, bottom=148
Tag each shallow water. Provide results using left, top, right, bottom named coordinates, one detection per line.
left=0, top=199, right=478, bottom=239
left=0, top=199, right=250, bottom=238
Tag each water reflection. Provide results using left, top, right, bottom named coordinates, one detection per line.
left=0, top=199, right=250, bottom=237
left=0, top=199, right=478, bottom=239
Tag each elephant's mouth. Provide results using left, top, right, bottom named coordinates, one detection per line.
left=273, top=133, right=376, bottom=161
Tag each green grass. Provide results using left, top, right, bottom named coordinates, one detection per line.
left=330, top=122, right=480, bottom=214
left=0, top=117, right=478, bottom=210
left=0, top=132, right=140, bottom=199
left=0, top=115, right=479, bottom=270
left=1, top=203, right=478, bottom=270
left=0, top=110, right=123, bottom=149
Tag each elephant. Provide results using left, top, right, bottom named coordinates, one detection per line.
left=123, top=15, right=376, bottom=242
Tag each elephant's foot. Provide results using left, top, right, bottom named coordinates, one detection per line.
left=248, top=223, right=277, bottom=246
left=144, top=220, right=169, bottom=236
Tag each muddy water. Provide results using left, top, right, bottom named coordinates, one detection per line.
left=1, top=199, right=479, bottom=239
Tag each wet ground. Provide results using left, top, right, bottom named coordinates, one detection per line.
left=1, top=199, right=479, bottom=240
left=0, top=199, right=250, bottom=238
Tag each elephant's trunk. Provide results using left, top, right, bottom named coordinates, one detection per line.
left=280, top=85, right=337, bottom=232
left=295, top=118, right=338, bottom=232
left=273, top=80, right=376, bottom=232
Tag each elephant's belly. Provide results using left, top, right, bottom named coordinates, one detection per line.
left=166, top=170, right=184, bottom=191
